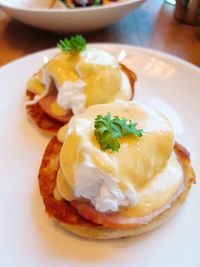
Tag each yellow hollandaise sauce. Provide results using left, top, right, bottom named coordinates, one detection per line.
left=27, top=69, right=44, bottom=95
left=55, top=102, right=184, bottom=218
left=50, top=101, right=66, bottom=116
left=27, top=49, right=131, bottom=115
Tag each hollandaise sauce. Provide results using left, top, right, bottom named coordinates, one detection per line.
left=55, top=102, right=184, bottom=218
left=27, top=49, right=132, bottom=115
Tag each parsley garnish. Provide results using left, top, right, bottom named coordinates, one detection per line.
left=57, top=35, right=86, bottom=52
left=93, top=0, right=101, bottom=5
left=94, top=113, right=143, bottom=152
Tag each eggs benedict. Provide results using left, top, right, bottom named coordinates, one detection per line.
left=26, top=35, right=136, bottom=134
left=38, top=102, right=195, bottom=239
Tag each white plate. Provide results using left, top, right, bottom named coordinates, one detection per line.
left=0, top=0, right=145, bottom=32
left=0, top=44, right=199, bottom=267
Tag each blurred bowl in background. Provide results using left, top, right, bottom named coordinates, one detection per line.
left=0, top=0, right=145, bottom=32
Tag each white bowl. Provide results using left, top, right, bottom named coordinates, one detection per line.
left=0, top=0, right=145, bottom=32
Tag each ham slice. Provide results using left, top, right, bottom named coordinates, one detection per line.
left=38, top=90, right=72, bottom=123
left=71, top=180, right=185, bottom=230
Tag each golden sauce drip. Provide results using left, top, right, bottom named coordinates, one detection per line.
left=77, top=57, right=121, bottom=107
left=56, top=168, right=75, bottom=200
left=50, top=101, right=66, bottom=116
left=47, top=52, right=80, bottom=86
left=60, top=132, right=82, bottom=186
left=27, top=69, right=45, bottom=95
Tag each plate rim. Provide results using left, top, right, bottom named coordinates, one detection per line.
left=1, top=43, right=200, bottom=75
left=0, top=40, right=199, bottom=267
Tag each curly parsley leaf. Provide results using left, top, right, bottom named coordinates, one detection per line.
left=57, top=35, right=86, bottom=52
left=93, top=0, right=102, bottom=5
left=94, top=113, right=143, bottom=152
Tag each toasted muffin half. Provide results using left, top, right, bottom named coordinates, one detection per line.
left=38, top=137, right=195, bottom=239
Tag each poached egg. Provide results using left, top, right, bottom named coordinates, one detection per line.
left=54, top=102, right=184, bottom=216
left=26, top=47, right=133, bottom=116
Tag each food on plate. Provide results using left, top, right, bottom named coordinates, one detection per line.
left=49, top=0, right=118, bottom=9
left=25, top=35, right=136, bottom=135
left=38, top=101, right=196, bottom=239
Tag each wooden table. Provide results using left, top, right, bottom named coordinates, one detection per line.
left=0, top=0, right=200, bottom=67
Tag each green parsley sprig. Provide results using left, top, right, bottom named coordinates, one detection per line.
left=57, top=35, right=86, bottom=52
left=94, top=113, right=143, bottom=152
left=59, top=0, right=66, bottom=4
left=93, top=0, right=101, bottom=6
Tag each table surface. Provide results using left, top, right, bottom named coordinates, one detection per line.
left=0, top=0, right=200, bottom=68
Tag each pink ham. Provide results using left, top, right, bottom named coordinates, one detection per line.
left=71, top=182, right=184, bottom=230
left=38, top=91, right=72, bottom=123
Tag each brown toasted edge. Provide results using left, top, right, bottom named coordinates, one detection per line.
left=26, top=91, right=70, bottom=136
left=119, top=62, right=136, bottom=100
left=25, top=63, right=136, bottom=135
left=38, top=137, right=195, bottom=239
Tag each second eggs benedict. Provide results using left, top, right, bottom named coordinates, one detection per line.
left=26, top=35, right=136, bottom=134
left=38, top=102, right=195, bottom=239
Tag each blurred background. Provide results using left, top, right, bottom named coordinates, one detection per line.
left=0, top=0, right=200, bottom=66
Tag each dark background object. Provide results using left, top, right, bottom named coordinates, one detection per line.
left=175, top=0, right=200, bottom=25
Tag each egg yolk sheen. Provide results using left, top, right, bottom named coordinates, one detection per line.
left=55, top=102, right=184, bottom=217
left=27, top=49, right=126, bottom=109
